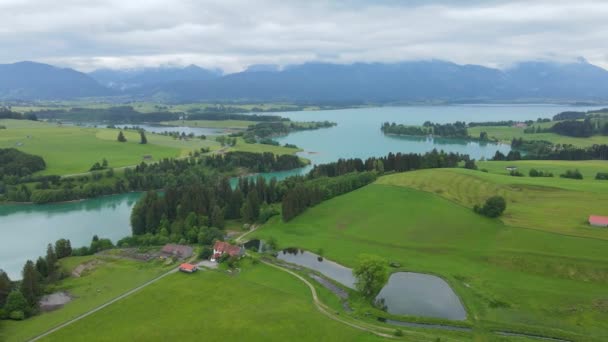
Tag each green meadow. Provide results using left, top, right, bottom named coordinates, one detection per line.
left=0, top=119, right=302, bottom=175
left=0, top=256, right=170, bottom=342
left=161, top=119, right=255, bottom=129
left=39, top=263, right=386, bottom=342
left=253, top=176, right=608, bottom=341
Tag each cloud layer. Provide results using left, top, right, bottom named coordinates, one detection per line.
left=1, top=0, right=607, bottom=72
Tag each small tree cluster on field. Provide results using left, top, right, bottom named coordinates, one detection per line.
left=509, top=170, right=524, bottom=177
left=474, top=196, right=507, bottom=218
left=512, top=139, right=608, bottom=161
left=89, top=158, right=109, bottom=171
left=529, top=169, right=554, bottom=177
left=596, top=172, right=608, bottom=180
left=117, top=131, right=127, bottom=142
left=560, top=169, right=583, bottom=180
left=491, top=150, right=522, bottom=161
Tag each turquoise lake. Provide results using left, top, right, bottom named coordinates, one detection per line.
left=0, top=104, right=601, bottom=278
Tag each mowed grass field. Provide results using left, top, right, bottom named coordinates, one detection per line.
left=254, top=181, right=608, bottom=341
left=40, top=263, right=385, bottom=342
left=0, top=256, right=170, bottom=342
left=377, top=164, right=608, bottom=239
left=468, top=124, right=608, bottom=147
left=0, top=119, right=220, bottom=175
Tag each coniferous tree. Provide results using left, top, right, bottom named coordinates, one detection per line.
left=139, top=130, right=147, bottom=144
left=45, top=244, right=58, bottom=280
left=20, top=260, right=41, bottom=308
left=35, top=257, right=49, bottom=279
left=210, top=205, right=225, bottom=229
left=0, top=270, right=11, bottom=307
left=117, top=131, right=127, bottom=142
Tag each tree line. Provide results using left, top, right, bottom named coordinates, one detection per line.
left=0, top=107, right=38, bottom=121
left=0, top=148, right=46, bottom=177
left=381, top=121, right=468, bottom=138
left=511, top=138, right=608, bottom=161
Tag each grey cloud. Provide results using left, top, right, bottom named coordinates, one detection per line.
left=0, top=0, right=607, bottom=72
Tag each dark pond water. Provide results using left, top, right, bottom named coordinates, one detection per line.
left=276, top=249, right=356, bottom=289
left=276, top=249, right=466, bottom=320
left=377, top=272, right=467, bottom=320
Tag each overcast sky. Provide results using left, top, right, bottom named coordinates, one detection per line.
left=1, top=0, right=607, bottom=72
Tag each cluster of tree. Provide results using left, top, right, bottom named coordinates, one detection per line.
left=553, top=111, right=587, bottom=121
left=130, top=175, right=284, bottom=243
left=0, top=236, right=113, bottom=321
left=474, top=196, right=507, bottom=218
left=529, top=169, right=554, bottom=177
left=596, top=172, right=608, bottom=180
left=380, top=122, right=428, bottom=136
left=523, top=126, right=550, bottom=134
left=241, top=121, right=336, bottom=144
left=215, top=135, right=237, bottom=147
left=560, top=169, right=583, bottom=180
left=381, top=121, right=468, bottom=138
left=281, top=171, right=377, bottom=221
left=30, top=106, right=180, bottom=123
left=512, top=139, right=608, bottom=161
left=89, top=158, right=109, bottom=171
left=0, top=148, right=46, bottom=177
left=353, top=254, right=388, bottom=300
left=551, top=119, right=595, bottom=137
left=309, top=149, right=465, bottom=178
left=0, top=107, right=38, bottom=121
left=468, top=118, right=550, bottom=127
left=204, top=151, right=305, bottom=173
left=491, top=150, right=522, bottom=161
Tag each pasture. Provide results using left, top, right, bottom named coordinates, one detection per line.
left=39, top=262, right=387, bottom=342
left=254, top=181, right=608, bottom=341
left=0, top=256, right=170, bottom=342
left=468, top=124, right=608, bottom=147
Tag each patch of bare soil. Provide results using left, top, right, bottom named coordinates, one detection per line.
left=72, top=259, right=103, bottom=277
left=39, top=291, right=73, bottom=312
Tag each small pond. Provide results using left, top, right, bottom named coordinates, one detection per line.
left=276, top=249, right=466, bottom=320
left=276, top=249, right=356, bottom=289
left=377, top=272, right=467, bottom=320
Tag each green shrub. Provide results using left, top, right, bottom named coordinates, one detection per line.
left=9, top=310, right=25, bottom=320
left=474, top=196, right=507, bottom=218
left=596, top=172, right=608, bottom=180
left=394, top=329, right=404, bottom=336
left=560, top=169, right=583, bottom=180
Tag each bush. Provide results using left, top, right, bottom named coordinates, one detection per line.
left=394, top=329, right=404, bottom=337
left=596, top=172, right=608, bottom=180
left=560, top=169, right=583, bottom=180
left=509, top=170, right=524, bottom=177
left=9, top=310, right=25, bottom=320
left=529, top=168, right=554, bottom=177
left=199, top=246, right=213, bottom=260
left=474, top=196, right=507, bottom=218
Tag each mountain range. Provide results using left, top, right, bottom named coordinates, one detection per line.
left=1, top=59, right=608, bottom=103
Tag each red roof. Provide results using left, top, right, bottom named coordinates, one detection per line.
left=179, top=263, right=197, bottom=271
left=589, top=215, right=608, bottom=225
left=213, top=241, right=242, bottom=257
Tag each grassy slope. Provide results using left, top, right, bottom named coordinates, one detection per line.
left=377, top=166, right=608, bottom=239
left=253, top=183, right=608, bottom=340
left=40, top=263, right=383, bottom=342
left=0, top=256, right=170, bottom=342
left=468, top=124, right=608, bottom=147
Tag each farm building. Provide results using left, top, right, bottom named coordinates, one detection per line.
left=160, top=244, right=193, bottom=259
left=589, top=215, right=608, bottom=227
left=211, top=241, right=244, bottom=262
left=505, top=166, right=518, bottom=171
left=178, top=263, right=198, bottom=273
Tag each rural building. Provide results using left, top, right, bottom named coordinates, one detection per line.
left=211, top=241, right=244, bottom=262
left=178, top=263, right=198, bottom=273
left=505, top=166, right=518, bottom=171
left=589, top=215, right=608, bottom=227
left=160, top=244, right=193, bottom=259
left=513, top=122, right=528, bottom=128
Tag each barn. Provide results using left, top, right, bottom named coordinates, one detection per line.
left=589, top=215, right=608, bottom=227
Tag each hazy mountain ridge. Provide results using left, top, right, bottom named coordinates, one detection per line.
left=2, top=60, right=608, bottom=103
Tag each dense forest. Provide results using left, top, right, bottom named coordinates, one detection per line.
left=381, top=121, right=468, bottom=138
left=240, top=121, right=336, bottom=143
left=0, top=151, right=303, bottom=204
left=0, top=107, right=38, bottom=121
left=129, top=149, right=471, bottom=242
left=552, top=108, right=608, bottom=121
left=0, top=148, right=46, bottom=177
